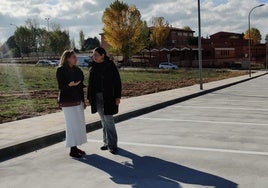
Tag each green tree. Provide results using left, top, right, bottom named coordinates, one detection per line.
left=140, top=21, right=150, bottom=49
left=48, top=30, right=70, bottom=55
left=183, top=26, right=192, bottom=31
left=102, top=0, right=146, bottom=62
left=70, top=38, right=76, bottom=50
left=150, top=17, right=170, bottom=47
left=84, top=37, right=100, bottom=50
left=14, top=26, right=34, bottom=56
left=244, top=28, right=262, bottom=45
left=79, top=30, right=85, bottom=51
left=35, top=28, right=49, bottom=54
left=5, top=36, right=20, bottom=57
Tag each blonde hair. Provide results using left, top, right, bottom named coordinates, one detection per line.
left=59, top=50, right=76, bottom=67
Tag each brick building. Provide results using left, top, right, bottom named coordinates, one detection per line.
left=202, top=32, right=266, bottom=67
left=100, top=29, right=266, bottom=68
left=100, top=26, right=198, bottom=66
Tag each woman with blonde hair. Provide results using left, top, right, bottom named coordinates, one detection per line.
left=56, top=50, right=87, bottom=158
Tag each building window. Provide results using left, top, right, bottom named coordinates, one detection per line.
left=220, top=50, right=230, bottom=56
left=183, top=32, right=188, bottom=36
left=178, top=32, right=182, bottom=36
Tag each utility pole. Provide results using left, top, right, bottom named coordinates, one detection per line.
left=248, top=4, right=265, bottom=77
left=198, top=0, right=203, bottom=90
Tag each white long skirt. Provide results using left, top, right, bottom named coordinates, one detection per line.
left=62, top=102, right=87, bottom=147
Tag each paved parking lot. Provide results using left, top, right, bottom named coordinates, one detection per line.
left=1, top=75, right=268, bottom=188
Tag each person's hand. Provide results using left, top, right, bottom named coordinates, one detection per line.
left=68, top=81, right=81, bottom=87
left=115, top=98, right=121, bottom=105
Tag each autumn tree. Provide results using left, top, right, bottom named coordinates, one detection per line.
left=150, top=17, right=170, bottom=48
left=79, top=30, right=85, bottom=51
left=102, top=0, right=146, bottom=62
left=244, top=28, right=262, bottom=45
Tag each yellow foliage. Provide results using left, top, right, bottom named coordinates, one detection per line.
left=102, top=1, right=146, bottom=56
left=244, top=28, right=262, bottom=45
left=150, top=17, right=170, bottom=48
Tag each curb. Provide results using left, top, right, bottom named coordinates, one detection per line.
left=1, top=72, right=267, bottom=162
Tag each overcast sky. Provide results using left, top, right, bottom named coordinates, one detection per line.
left=0, top=0, right=267, bottom=46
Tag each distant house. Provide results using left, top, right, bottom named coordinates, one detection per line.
left=142, top=26, right=198, bottom=66
left=202, top=32, right=266, bottom=67
left=100, top=29, right=266, bottom=68
left=100, top=26, right=199, bottom=67
left=0, top=43, right=10, bottom=57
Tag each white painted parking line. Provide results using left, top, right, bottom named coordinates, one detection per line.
left=172, top=105, right=268, bottom=112
left=134, top=117, right=268, bottom=126
left=187, top=99, right=267, bottom=103
left=87, top=139, right=268, bottom=156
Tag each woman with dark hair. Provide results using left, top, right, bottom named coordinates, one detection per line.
left=87, top=47, right=122, bottom=154
left=56, top=50, right=87, bottom=158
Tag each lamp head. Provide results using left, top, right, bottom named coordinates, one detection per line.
left=258, top=4, right=265, bottom=7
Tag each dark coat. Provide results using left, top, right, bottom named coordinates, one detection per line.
left=56, top=66, right=85, bottom=104
left=87, top=60, right=122, bottom=115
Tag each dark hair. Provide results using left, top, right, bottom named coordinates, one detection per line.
left=93, top=47, right=110, bottom=61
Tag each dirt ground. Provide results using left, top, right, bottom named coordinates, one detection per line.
left=0, top=71, right=247, bottom=124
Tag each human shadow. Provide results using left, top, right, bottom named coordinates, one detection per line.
left=77, top=149, right=238, bottom=188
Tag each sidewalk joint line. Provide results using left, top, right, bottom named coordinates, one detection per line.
left=134, top=117, right=268, bottom=126
left=87, top=139, right=268, bottom=156
left=172, top=105, right=268, bottom=112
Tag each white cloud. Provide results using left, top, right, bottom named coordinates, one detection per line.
left=0, top=0, right=267, bottom=45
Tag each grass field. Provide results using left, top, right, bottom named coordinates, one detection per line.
left=0, top=65, right=247, bottom=123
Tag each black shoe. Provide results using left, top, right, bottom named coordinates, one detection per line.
left=100, top=146, right=108, bottom=151
left=109, top=148, right=118, bottom=155
left=76, top=148, right=86, bottom=155
left=69, top=151, right=82, bottom=158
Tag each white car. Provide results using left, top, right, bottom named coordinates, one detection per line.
left=51, top=60, right=59, bottom=66
left=159, top=62, right=179, bottom=70
left=77, top=56, right=92, bottom=67
left=36, top=60, right=57, bottom=67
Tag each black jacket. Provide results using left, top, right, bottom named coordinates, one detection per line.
left=87, top=60, right=122, bottom=115
left=56, top=66, right=85, bottom=104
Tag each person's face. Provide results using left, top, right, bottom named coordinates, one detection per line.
left=67, top=53, right=77, bottom=66
left=93, top=51, right=105, bottom=63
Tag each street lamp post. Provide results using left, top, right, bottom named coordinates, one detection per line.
left=198, top=0, right=203, bottom=90
left=248, top=4, right=265, bottom=77
left=45, top=17, right=50, bottom=31
left=10, top=23, right=22, bottom=58
left=265, top=41, right=268, bottom=72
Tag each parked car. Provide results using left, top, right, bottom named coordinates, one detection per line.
left=77, top=55, right=92, bottom=67
left=159, top=62, right=179, bottom=70
left=36, top=60, right=57, bottom=67
left=51, top=60, right=59, bottom=66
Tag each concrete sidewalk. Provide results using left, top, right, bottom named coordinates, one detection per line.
left=1, top=72, right=268, bottom=188
left=0, top=71, right=266, bottom=161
